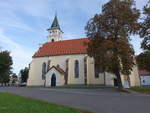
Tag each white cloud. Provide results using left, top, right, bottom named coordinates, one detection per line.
left=0, top=0, right=49, bottom=74
left=0, top=7, right=34, bottom=32
left=0, top=0, right=50, bottom=17
left=0, top=28, right=34, bottom=74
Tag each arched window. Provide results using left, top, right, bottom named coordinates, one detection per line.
left=47, top=60, right=51, bottom=72
left=42, top=62, right=46, bottom=80
left=84, top=57, right=87, bottom=84
left=74, top=60, right=79, bottom=78
left=65, top=59, right=69, bottom=85
left=52, top=39, right=54, bottom=42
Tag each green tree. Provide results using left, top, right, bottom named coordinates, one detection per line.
left=137, top=0, right=150, bottom=71
left=20, top=67, right=29, bottom=83
left=0, top=50, right=13, bottom=86
left=136, top=52, right=150, bottom=71
left=140, top=0, right=150, bottom=50
left=85, top=0, right=140, bottom=89
left=11, top=73, right=18, bottom=83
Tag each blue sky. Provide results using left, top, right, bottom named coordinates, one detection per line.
left=0, top=0, right=148, bottom=74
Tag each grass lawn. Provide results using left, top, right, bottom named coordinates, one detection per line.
left=0, top=92, right=90, bottom=113
left=129, top=86, right=150, bottom=94
left=27, top=85, right=114, bottom=89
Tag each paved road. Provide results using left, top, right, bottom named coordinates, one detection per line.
left=0, top=87, right=150, bottom=113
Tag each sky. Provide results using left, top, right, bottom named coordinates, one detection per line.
left=0, top=0, right=148, bottom=74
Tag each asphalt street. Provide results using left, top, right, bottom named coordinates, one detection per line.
left=0, top=87, right=150, bottom=113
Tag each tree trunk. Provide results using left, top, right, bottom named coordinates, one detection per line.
left=44, top=75, right=46, bottom=87
left=115, top=70, right=123, bottom=90
left=4, top=82, right=6, bottom=86
left=65, top=74, right=68, bottom=85
left=65, top=67, right=68, bottom=85
left=44, top=80, right=46, bottom=87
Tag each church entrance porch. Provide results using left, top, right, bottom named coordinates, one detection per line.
left=45, top=66, right=65, bottom=87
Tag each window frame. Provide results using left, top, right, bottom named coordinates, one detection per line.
left=74, top=60, right=79, bottom=78
left=47, top=60, right=51, bottom=72
left=42, top=62, right=46, bottom=80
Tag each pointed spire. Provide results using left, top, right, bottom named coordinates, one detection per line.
left=49, top=14, right=61, bottom=31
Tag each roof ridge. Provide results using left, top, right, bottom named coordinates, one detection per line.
left=44, top=38, right=88, bottom=45
left=50, top=66, right=65, bottom=74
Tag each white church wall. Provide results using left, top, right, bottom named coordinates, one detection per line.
left=27, top=54, right=88, bottom=86
left=27, top=53, right=140, bottom=87
left=104, top=73, right=115, bottom=86
left=86, top=57, right=114, bottom=85
left=67, top=54, right=86, bottom=85
left=49, top=56, right=66, bottom=71
left=118, top=64, right=141, bottom=87
left=27, top=57, right=48, bottom=86
left=48, top=54, right=87, bottom=85
left=86, top=57, right=140, bottom=87
left=86, top=57, right=110, bottom=85
left=129, top=65, right=141, bottom=87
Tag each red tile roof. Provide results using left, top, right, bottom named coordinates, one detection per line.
left=49, top=66, right=65, bottom=75
left=33, top=38, right=89, bottom=57
left=139, top=70, right=150, bottom=76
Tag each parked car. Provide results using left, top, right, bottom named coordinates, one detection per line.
left=18, top=82, right=27, bottom=87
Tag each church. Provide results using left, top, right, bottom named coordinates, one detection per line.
left=27, top=15, right=141, bottom=88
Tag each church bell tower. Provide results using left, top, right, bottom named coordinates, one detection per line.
left=47, top=15, right=63, bottom=42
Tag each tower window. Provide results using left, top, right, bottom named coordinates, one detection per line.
left=52, top=39, right=54, bottom=42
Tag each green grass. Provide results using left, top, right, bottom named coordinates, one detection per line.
left=0, top=92, right=89, bottom=113
left=129, top=86, right=150, bottom=94
left=27, top=85, right=114, bottom=89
